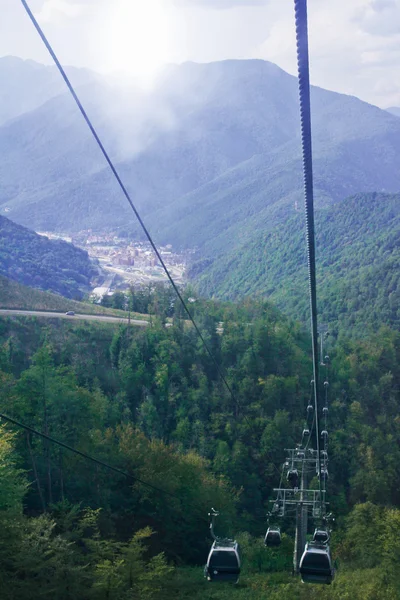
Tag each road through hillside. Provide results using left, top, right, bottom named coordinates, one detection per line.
left=0, top=309, right=149, bottom=327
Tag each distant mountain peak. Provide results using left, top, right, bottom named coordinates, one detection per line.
left=0, top=55, right=49, bottom=70
left=0, top=55, right=98, bottom=126
left=176, top=57, right=287, bottom=77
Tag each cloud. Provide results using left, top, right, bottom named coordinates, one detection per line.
left=36, top=0, right=84, bottom=23
left=173, top=0, right=269, bottom=9
left=371, top=0, right=396, bottom=10
left=254, top=0, right=400, bottom=107
left=5, top=0, right=400, bottom=107
left=354, top=0, right=400, bottom=36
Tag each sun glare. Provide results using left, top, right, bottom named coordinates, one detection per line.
left=105, top=0, right=173, bottom=85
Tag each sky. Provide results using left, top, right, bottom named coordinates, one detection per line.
left=2, top=0, right=400, bottom=107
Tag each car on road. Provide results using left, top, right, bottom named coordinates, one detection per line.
left=65, top=311, right=75, bottom=316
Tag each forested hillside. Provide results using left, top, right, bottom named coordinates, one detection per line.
left=191, top=192, right=400, bottom=336
left=0, top=292, right=399, bottom=597
left=0, top=215, right=98, bottom=298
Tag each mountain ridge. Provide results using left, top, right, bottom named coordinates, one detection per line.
left=0, top=55, right=98, bottom=126
left=0, top=214, right=98, bottom=298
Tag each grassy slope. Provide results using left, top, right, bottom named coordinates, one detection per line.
left=169, top=568, right=386, bottom=600
left=0, top=275, right=147, bottom=320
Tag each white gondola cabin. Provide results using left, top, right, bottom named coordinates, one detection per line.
left=205, top=540, right=241, bottom=583
left=264, top=527, right=282, bottom=547
left=299, top=542, right=334, bottom=585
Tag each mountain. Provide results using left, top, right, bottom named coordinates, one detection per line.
left=190, top=192, right=400, bottom=336
left=0, top=56, right=97, bottom=126
left=151, top=83, right=400, bottom=255
left=1, top=58, right=400, bottom=264
left=386, top=107, right=400, bottom=117
left=1, top=60, right=299, bottom=232
left=0, top=215, right=98, bottom=298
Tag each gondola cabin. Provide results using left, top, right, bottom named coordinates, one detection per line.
left=312, top=529, right=329, bottom=544
left=287, top=468, right=299, bottom=488
left=264, top=527, right=281, bottom=547
left=205, top=540, right=241, bottom=583
left=318, top=468, right=329, bottom=481
left=299, top=542, right=334, bottom=585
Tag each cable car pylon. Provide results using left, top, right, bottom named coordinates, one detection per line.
left=266, top=329, right=334, bottom=581
left=294, top=455, right=308, bottom=574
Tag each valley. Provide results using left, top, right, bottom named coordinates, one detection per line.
left=39, top=229, right=189, bottom=297
left=2, top=59, right=400, bottom=258
left=2, top=56, right=399, bottom=331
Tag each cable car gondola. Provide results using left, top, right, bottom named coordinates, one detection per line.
left=205, top=541, right=241, bottom=583
left=287, top=468, right=299, bottom=488
left=312, top=529, right=329, bottom=544
left=299, top=542, right=334, bottom=585
left=264, top=527, right=281, bottom=547
left=205, top=509, right=241, bottom=583
left=318, top=468, right=329, bottom=482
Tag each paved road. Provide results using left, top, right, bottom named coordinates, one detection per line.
left=0, top=309, right=149, bottom=327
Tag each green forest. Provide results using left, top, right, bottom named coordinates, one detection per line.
left=192, top=192, right=400, bottom=337
left=0, top=290, right=399, bottom=598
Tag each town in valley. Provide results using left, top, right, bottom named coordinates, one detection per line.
left=38, top=230, right=189, bottom=299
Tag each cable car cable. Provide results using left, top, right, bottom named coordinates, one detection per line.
left=0, top=410, right=211, bottom=523
left=294, top=0, right=324, bottom=514
left=303, top=411, right=315, bottom=454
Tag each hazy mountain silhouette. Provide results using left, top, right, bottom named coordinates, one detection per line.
left=1, top=58, right=400, bottom=263
left=0, top=56, right=96, bottom=126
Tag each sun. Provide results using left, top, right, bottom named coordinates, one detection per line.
left=105, top=0, right=174, bottom=84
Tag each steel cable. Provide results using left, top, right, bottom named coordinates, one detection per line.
left=294, top=0, right=324, bottom=515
